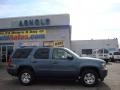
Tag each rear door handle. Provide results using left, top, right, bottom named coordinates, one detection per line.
left=52, top=62, right=58, bottom=64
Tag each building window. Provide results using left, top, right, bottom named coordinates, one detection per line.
left=82, top=49, right=92, bottom=55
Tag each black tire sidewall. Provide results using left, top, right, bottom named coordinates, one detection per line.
left=18, top=69, right=34, bottom=86
left=80, top=69, right=98, bottom=87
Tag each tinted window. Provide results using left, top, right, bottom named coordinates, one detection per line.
left=12, top=48, right=32, bottom=58
left=98, top=49, right=103, bottom=54
left=114, top=52, right=120, bottom=55
left=52, top=48, right=72, bottom=60
left=109, top=53, right=112, bottom=55
left=34, top=48, right=49, bottom=59
left=104, top=49, right=109, bottom=53
left=98, top=49, right=108, bottom=54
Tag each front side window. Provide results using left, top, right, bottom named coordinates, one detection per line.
left=52, top=48, right=72, bottom=60
left=34, top=48, right=49, bottom=59
left=98, top=49, right=103, bottom=54
left=98, top=49, right=108, bottom=54
left=104, top=49, right=109, bottom=53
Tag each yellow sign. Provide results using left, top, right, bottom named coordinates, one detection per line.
left=54, top=40, right=64, bottom=47
left=43, top=40, right=64, bottom=47
left=43, top=41, right=54, bottom=47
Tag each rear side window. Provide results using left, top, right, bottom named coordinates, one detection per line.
left=34, top=48, right=50, bottom=59
left=12, top=48, right=32, bottom=58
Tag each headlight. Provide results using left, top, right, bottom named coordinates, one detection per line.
left=101, top=63, right=106, bottom=68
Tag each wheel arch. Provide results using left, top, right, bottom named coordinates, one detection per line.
left=79, top=66, right=100, bottom=78
left=17, top=65, right=35, bottom=76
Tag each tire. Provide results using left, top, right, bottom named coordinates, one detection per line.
left=80, top=69, right=98, bottom=87
left=101, top=78, right=104, bottom=82
left=18, top=69, right=34, bottom=86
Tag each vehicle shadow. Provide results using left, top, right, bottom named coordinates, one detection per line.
left=5, top=79, right=111, bottom=90
left=34, top=79, right=111, bottom=90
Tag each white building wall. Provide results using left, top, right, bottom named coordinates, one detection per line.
left=71, top=39, right=119, bottom=55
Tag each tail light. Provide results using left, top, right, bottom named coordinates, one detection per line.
left=7, top=56, right=12, bottom=67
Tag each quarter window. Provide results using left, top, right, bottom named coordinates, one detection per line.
left=34, top=48, right=49, bottom=59
left=12, top=48, right=32, bottom=58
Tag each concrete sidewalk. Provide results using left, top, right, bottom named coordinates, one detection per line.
left=0, top=63, right=7, bottom=69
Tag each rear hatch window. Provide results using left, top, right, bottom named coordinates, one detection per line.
left=12, top=48, right=32, bottom=58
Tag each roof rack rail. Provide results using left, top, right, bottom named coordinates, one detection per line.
left=19, top=46, right=38, bottom=48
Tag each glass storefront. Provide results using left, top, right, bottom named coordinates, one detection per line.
left=0, top=45, right=14, bottom=62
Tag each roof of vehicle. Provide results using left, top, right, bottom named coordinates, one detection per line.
left=18, top=46, right=66, bottom=49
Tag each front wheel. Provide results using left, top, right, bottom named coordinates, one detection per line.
left=18, top=69, right=34, bottom=86
left=80, top=69, right=99, bottom=87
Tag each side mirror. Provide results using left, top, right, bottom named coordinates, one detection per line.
left=67, top=56, right=73, bottom=60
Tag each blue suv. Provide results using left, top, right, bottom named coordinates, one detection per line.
left=7, top=47, right=107, bottom=87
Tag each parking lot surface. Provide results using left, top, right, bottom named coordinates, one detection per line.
left=0, top=62, right=120, bottom=90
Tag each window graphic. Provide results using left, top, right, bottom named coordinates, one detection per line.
left=0, top=29, right=47, bottom=41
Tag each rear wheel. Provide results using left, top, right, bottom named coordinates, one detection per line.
left=18, top=69, right=34, bottom=86
left=80, top=69, right=99, bottom=87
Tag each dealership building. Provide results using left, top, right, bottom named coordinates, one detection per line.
left=0, top=14, right=71, bottom=62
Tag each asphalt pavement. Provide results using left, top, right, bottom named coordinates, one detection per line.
left=0, top=62, right=120, bottom=90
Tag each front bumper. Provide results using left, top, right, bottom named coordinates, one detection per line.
left=99, top=68, right=108, bottom=80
